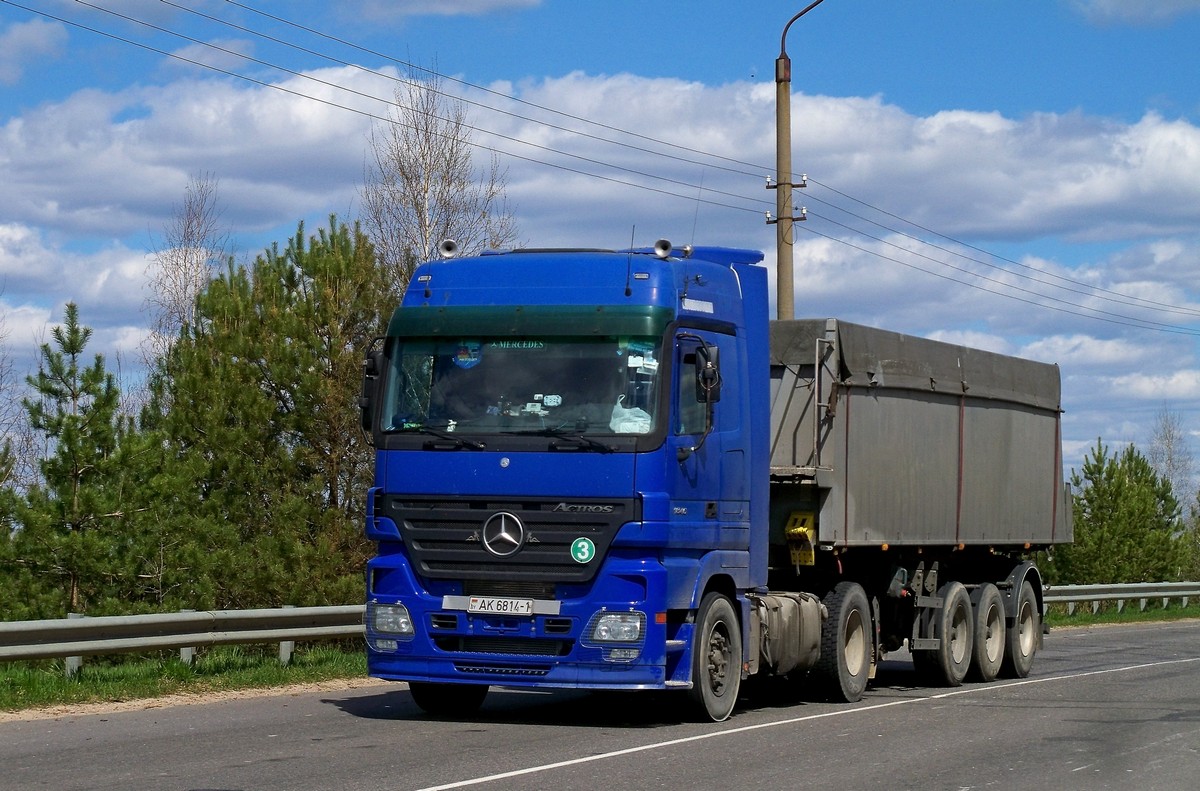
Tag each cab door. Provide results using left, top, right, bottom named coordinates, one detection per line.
left=666, top=329, right=750, bottom=593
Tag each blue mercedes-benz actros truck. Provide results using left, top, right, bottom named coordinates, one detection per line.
left=359, top=240, right=1071, bottom=721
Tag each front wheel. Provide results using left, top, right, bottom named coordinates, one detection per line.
left=814, top=581, right=871, bottom=702
left=687, top=592, right=742, bottom=722
left=408, top=682, right=489, bottom=717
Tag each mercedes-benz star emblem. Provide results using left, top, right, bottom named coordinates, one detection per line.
left=481, top=512, right=525, bottom=557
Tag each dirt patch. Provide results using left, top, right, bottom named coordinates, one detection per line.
left=0, top=677, right=393, bottom=723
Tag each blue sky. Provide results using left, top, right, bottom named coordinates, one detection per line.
left=3, top=0, right=1200, bottom=489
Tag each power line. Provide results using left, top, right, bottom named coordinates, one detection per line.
left=808, top=176, right=1200, bottom=318
left=5, top=0, right=1198, bottom=334
left=807, top=210, right=1200, bottom=335
left=217, top=0, right=1200, bottom=324
left=13, top=0, right=764, bottom=217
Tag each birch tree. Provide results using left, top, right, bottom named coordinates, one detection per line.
left=144, top=172, right=229, bottom=363
left=361, top=70, right=519, bottom=290
left=1146, top=405, right=1196, bottom=516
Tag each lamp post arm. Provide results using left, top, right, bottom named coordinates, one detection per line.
left=780, top=0, right=829, bottom=56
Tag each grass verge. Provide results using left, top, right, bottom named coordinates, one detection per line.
left=1044, top=599, right=1200, bottom=628
left=0, top=643, right=367, bottom=714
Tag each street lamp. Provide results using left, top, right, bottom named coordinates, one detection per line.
left=771, top=0, right=827, bottom=321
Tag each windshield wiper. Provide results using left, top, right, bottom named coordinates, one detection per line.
left=503, top=427, right=618, bottom=453
left=396, top=425, right=486, bottom=450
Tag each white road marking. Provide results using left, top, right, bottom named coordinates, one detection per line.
left=415, top=656, right=1200, bottom=791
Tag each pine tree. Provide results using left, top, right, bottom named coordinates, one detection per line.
left=1050, top=439, right=1189, bottom=584
left=13, top=303, right=132, bottom=614
left=147, top=216, right=387, bottom=608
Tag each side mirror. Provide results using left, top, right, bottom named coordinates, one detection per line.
left=695, top=344, right=721, bottom=403
left=359, top=347, right=383, bottom=435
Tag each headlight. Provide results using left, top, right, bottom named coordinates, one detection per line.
left=371, top=603, right=414, bottom=636
left=589, top=611, right=645, bottom=643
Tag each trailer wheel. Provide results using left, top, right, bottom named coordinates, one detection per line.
left=815, top=581, right=871, bottom=702
left=1000, top=579, right=1039, bottom=678
left=930, top=581, right=973, bottom=686
left=688, top=592, right=742, bottom=722
left=408, top=682, right=489, bottom=717
left=969, top=583, right=1005, bottom=682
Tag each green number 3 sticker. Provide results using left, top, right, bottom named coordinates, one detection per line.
left=570, top=537, right=595, bottom=564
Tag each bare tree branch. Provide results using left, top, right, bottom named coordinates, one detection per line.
left=1147, top=404, right=1197, bottom=516
left=361, top=68, right=520, bottom=291
left=143, top=172, right=230, bottom=366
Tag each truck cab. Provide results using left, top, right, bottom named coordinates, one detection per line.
left=361, top=242, right=770, bottom=720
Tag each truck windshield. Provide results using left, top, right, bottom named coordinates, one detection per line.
left=382, top=335, right=661, bottom=436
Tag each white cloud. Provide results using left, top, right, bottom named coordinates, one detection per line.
left=1108, top=369, right=1200, bottom=399
left=926, top=330, right=1014, bottom=356
left=2, top=67, right=1200, bottom=476
left=0, top=223, right=152, bottom=369
left=356, top=0, right=541, bottom=18
left=0, top=18, right=67, bottom=85
left=1072, top=0, right=1200, bottom=25
left=167, top=39, right=258, bottom=75
left=1020, top=334, right=1146, bottom=368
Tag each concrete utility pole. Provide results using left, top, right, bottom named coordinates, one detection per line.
left=773, top=0, right=827, bottom=321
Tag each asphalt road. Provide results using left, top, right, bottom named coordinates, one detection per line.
left=3, top=620, right=1198, bottom=791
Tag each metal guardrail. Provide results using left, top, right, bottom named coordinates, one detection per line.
left=0, top=605, right=366, bottom=672
left=0, top=582, right=1196, bottom=671
left=1042, top=581, right=1200, bottom=615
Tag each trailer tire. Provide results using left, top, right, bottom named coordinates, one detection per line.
left=969, top=583, right=1005, bottom=682
left=815, top=581, right=871, bottom=702
left=688, top=592, right=742, bottom=722
left=408, top=682, right=489, bottom=717
left=1000, top=579, right=1039, bottom=678
left=930, top=581, right=973, bottom=687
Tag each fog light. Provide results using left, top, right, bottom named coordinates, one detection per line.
left=371, top=603, right=414, bottom=637
left=372, top=638, right=398, bottom=652
left=605, top=647, right=641, bottom=662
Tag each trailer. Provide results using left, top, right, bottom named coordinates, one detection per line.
left=760, top=318, right=1070, bottom=703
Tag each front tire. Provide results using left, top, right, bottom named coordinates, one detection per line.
left=688, top=592, right=742, bottom=722
left=408, top=682, right=489, bottom=717
left=814, top=581, right=871, bottom=702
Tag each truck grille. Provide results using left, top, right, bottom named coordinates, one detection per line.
left=381, top=496, right=638, bottom=583
left=454, top=663, right=551, bottom=677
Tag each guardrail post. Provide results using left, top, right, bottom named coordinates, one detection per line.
left=64, top=613, right=84, bottom=677
left=279, top=605, right=294, bottom=667
left=179, top=609, right=195, bottom=666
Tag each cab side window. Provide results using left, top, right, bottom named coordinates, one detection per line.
left=676, top=350, right=706, bottom=436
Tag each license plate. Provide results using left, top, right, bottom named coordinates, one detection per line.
left=467, top=596, right=534, bottom=615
